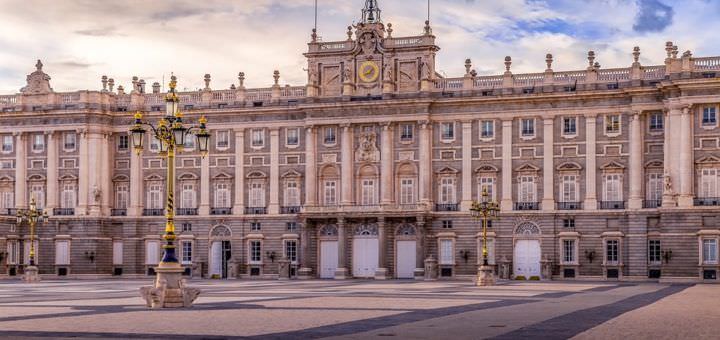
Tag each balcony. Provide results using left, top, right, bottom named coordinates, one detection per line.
left=143, top=209, right=165, bottom=216
left=694, top=197, right=720, bottom=206
left=176, top=208, right=198, bottom=216
left=280, top=206, right=301, bottom=214
left=556, top=202, right=582, bottom=210
left=244, top=207, right=266, bottom=215
left=53, top=208, right=75, bottom=216
left=110, top=209, right=127, bottom=216
left=643, top=200, right=662, bottom=209
left=435, top=203, right=459, bottom=212
left=515, top=202, right=540, bottom=211
left=211, top=207, right=233, bottom=215
left=3, top=208, right=17, bottom=216
left=599, top=201, right=625, bottom=209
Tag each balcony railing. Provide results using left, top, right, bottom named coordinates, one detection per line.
left=280, top=206, right=301, bottom=214
left=694, top=197, right=720, bottom=206
left=3, top=208, right=17, bottom=216
left=599, top=201, right=625, bottom=209
left=556, top=202, right=582, bottom=210
left=176, top=208, right=198, bottom=216
left=110, top=209, right=127, bottom=216
left=435, top=203, right=459, bottom=212
left=515, top=202, right=540, bottom=211
left=211, top=207, right=233, bottom=215
left=143, top=209, right=165, bottom=216
left=244, top=207, right=266, bottom=215
left=53, top=208, right=75, bottom=216
left=643, top=200, right=662, bottom=209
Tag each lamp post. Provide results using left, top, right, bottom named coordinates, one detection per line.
left=16, top=197, right=49, bottom=283
left=470, top=187, right=499, bottom=286
left=132, top=75, right=208, bottom=308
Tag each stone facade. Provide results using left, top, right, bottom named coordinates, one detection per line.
left=1, top=3, right=720, bottom=282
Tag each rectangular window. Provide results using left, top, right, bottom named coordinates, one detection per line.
left=181, top=223, right=192, bottom=232
left=285, top=240, right=298, bottom=263
left=649, top=113, right=664, bottom=131
left=324, top=180, right=337, bottom=205
left=400, top=124, right=413, bottom=141
left=286, top=222, right=297, bottom=231
left=181, top=183, right=196, bottom=209
left=2, top=135, right=13, bottom=152
left=117, top=135, right=129, bottom=151
left=441, top=122, right=454, bottom=140
left=251, top=129, right=264, bottom=147
left=563, top=240, right=576, bottom=263
left=181, top=241, right=192, bottom=265
left=478, top=177, right=495, bottom=201
left=324, top=127, right=336, bottom=144
left=521, top=119, right=535, bottom=137
left=148, top=184, right=162, bottom=209
left=64, top=133, right=76, bottom=150
left=399, top=178, right=415, bottom=204
left=518, top=176, right=536, bottom=203
left=703, top=107, right=717, bottom=126
left=216, top=130, right=230, bottom=149
left=360, top=179, right=377, bottom=205
left=481, top=120, right=494, bottom=138
left=700, top=169, right=718, bottom=198
left=183, top=134, right=195, bottom=150
left=563, top=218, right=575, bottom=228
left=561, top=175, right=577, bottom=202
left=606, top=240, right=619, bottom=264
left=248, top=182, right=264, bottom=208
left=1, top=190, right=14, bottom=209
left=286, top=128, right=299, bottom=146
left=439, top=239, right=454, bottom=265
left=215, top=183, right=231, bottom=208
left=603, top=174, right=622, bottom=201
left=112, top=241, right=123, bottom=265
left=32, top=134, right=44, bottom=152
left=251, top=222, right=261, bottom=231
left=284, top=181, right=300, bottom=207
left=145, top=241, right=159, bottom=265
left=150, top=136, right=160, bottom=152
left=30, top=184, right=45, bottom=209
left=606, top=115, right=621, bottom=134
left=439, top=177, right=456, bottom=204
left=55, top=240, right=70, bottom=265
left=647, top=173, right=663, bottom=201
left=648, top=240, right=661, bottom=264
left=250, top=241, right=262, bottom=263
left=563, top=117, right=577, bottom=135
left=60, top=183, right=76, bottom=209
left=703, top=239, right=718, bottom=264
left=115, top=184, right=128, bottom=209
left=442, top=220, right=453, bottom=229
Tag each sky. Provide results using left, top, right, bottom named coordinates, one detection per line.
left=0, top=0, right=718, bottom=93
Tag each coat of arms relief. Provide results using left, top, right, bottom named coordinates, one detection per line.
left=355, top=131, right=380, bottom=162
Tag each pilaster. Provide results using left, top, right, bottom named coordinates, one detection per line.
left=76, top=130, right=89, bottom=215
left=87, top=132, right=103, bottom=216
left=541, top=118, right=555, bottom=211
left=380, top=123, right=394, bottom=205
left=304, top=126, right=318, bottom=206
left=583, top=114, right=598, bottom=210
left=232, top=129, right=245, bottom=214
left=14, top=132, right=27, bottom=209
left=500, top=119, right=513, bottom=211
left=45, top=131, right=58, bottom=214
left=678, top=105, right=694, bottom=207
left=129, top=141, right=143, bottom=217
left=199, top=151, right=210, bottom=216
left=460, top=120, right=473, bottom=210
left=334, top=218, right=349, bottom=279
left=418, top=121, right=431, bottom=206
left=628, top=112, right=644, bottom=209
left=101, top=133, right=113, bottom=216
left=340, top=124, right=353, bottom=205
left=268, top=127, right=280, bottom=214
left=374, top=218, right=388, bottom=279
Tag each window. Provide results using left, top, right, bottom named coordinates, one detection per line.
left=560, top=175, right=578, bottom=202
left=150, top=136, right=160, bottom=152
left=284, top=181, right=300, bottom=207
left=181, top=223, right=192, bottom=232
left=285, top=240, right=298, bottom=263
left=251, top=222, right=261, bottom=231
left=439, top=239, right=454, bottom=265
left=518, top=176, right=536, bottom=203
left=60, top=183, right=76, bottom=209
left=442, top=220, right=453, bottom=229
left=250, top=241, right=262, bottom=263
left=605, top=115, right=621, bottom=134
left=148, top=184, right=163, bottom=209
left=703, top=239, right=718, bottom=264
left=286, top=222, right=297, bottom=231
left=183, top=134, right=195, bottom=150
left=399, top=178, right=415, bottom=204
left=1, top=160, right=12, bottom=169
left=360, top=179, right=377, bottom=205
left=521, top=119, right=535, bottom=137
left=30, top=184, right=45, bottom=209
left=181, top=241, right=192, bottom=265
left=55, top=241, right=70, bottom=265
left=323, top=127, right=336, bottom=145
left=323, top=180, right=337, bottom=205
left=214, top=182, right=231, bottom=208
left=606, top=240, right=619, bottom=264
left=439, top=177, right=456, bottom=204
left=115, top=184, right=128, bottom=209
left=251, top=129, right=264, bottom=147
left=563, top=240, right=576, bottom=263
left=563, top=117, right=577, bottom=136
left=481, top=120, right=494, bottom=139
left=64, top=133, right=76, bottom=151
left=1, top=190, right=14, bottom=210
left=647, top=173, right=663, bottom=201
left=32, top=134, right=44, bottom=152
left=216, top=130, right=230, bottom=149
left=563, top=218, right=575, bottom=228
left=700, top=169, right=718, bottom=198
left=286, top=128, right=299, bottom=146
left=117, top=135, right=129, bottom=151
left=112, top=241, right=123, bottom=265
left=400, top=124, right=413, bottom=141
left=249, top=182, right=264, bottom=207
left=181, top=183, right=196, bottom=208
left=145, top=241, right=160, bottom=265
left=649, top=113, right=664, bottom=131
left=648, top=240, right=661, bottom=265
left=703, top=106, right=717, bottom=126
left=603, top=174, right=622, bottom=201
left=2, top=135, right=13, bottom=152
left=478, top=177, right=495, bottom=201
left=441, top=122, right=454, bottom=140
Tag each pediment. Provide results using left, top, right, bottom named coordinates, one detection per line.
left=475, top=164, right=499, bottom=173
left=556, top=162, right=582, bottom=171
left=436, top=166, right=459, bottom=175
left=281, top=169, right=302, bottom=178
left=144, top=174, right=163, bottom=181
left=645, top=160, right=664, bottom=168
left=59, top=174, right=78, bottom=181
left=600, top=161, right=625, bottom=170
left=112, top=174, right=129, bottom=182
left=28, top=174, right=46, bottom=181
left=696, top=155, right=720, bottom=164
left=213, top=171, right=234, bottom=180
left=515, top=163, right=540, bottom=172
left=245, top=170, right=266, bottom=179
left=178, top=173, right=199, bottom=180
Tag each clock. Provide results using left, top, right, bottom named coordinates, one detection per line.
left=358, top=61, right=380, bottom=83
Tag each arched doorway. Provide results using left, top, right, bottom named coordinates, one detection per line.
left=513, top=222, right=541, bottom=278
left=209, top=225, right=232, bottom=279
left=318, top=224, right=339, bottom=279
left=352, top=223, right=379, bottom=278
left=395, top=223, right=417, bottom=279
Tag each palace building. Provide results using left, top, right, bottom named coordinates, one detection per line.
left=1, top=1, right=720, bottom=282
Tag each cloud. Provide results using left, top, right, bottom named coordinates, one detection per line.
left=633, top=0, right=674, bottom=32
left=74, top=27, right=123, bottom=37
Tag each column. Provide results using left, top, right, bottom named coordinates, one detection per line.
left=628, top=112, right=644, bottom=209
left=500, top=120, right=513, bottom=211
left=77, top=130, right=89, bottom=215
left=334, top=218, right=349, bottom=279
left=129, top=140, right=143, bottom=217
left=460, top=120, right=473, bottom=210
left=232, top=129, right=245, bottom=214
left=298, top=220, right=312, bottom=278
left=269, top=127, right=280, bottom=214
left=584, top=114, right=598, bottom=210
left=305, top=126, right=318, bottom=206
left=101, top=133, right=113, bottom=216
left=199, top=151, right=210, bottom=215
left=14, top=132, right=27, bottom=209
left=340, top=124, right=353, bottom=205
left=45, top=132, right=58, bottom=214
left=375, top=218, right=388, bottom=279
left=542, top=118, right=555, bottom=211
left=663, top=108, right=682, bottom=207
left=678, top=105, right=694, bottom=207
left=380, top=123, right=394, bottom=204
left=87, top=132, right=102, bottom=216
left=418, top=121, right=431, bottom=205
left=415, top=219, right=425, bottom=278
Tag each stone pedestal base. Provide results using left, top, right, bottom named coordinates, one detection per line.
left=476, top=265, right=495, bottom=286
left=23, top=266, right=40, bottom=283
left=298, top=267, right=313, bottom=279
left=424, top=256, right=438, bottom=281
left=278, top=258, right=290, bottom=280
left=140, top=262, right=200, bottom=309
left=334, top=268, right=349, bottom=280
left=413, top=268, right=425, bottom=280
left=374, top=268, right=388, bottom=280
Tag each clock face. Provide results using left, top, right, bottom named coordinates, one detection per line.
left=358, top=61, right=380, bottom=83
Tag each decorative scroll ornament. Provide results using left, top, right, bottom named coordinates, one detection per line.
left=21, top=60, right=53, bottom=94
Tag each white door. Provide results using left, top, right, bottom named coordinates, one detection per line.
left=320, top=241, right=338, bottom=279
left=396, top=240, right=416, bottom=279
left=514, top=240, right=541, bottom=278
left=210, top=241, right=222, bottom=277
left=353, top=238, right=378, bottom=278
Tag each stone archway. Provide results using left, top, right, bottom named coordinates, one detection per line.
left=394, top=223, right=418, bottom=279
left=513, top=222, right=541, bottom=278
left=352, top=223, right=379, bottom=278
left=317, top=224, right=339, bottom=279
left=209, top=225, right=232, bottom=279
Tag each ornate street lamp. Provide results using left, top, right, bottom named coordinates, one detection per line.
left=16, top=197, right=49, bottom=283
left=470, top=187, right=499, bottom=286
left=132, top=75, right=205, bottom=308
